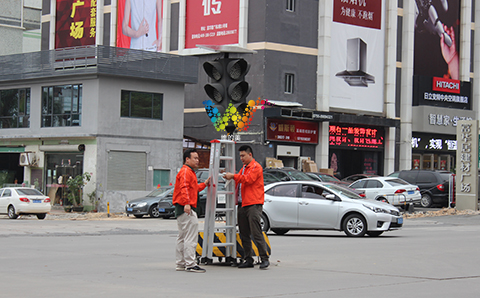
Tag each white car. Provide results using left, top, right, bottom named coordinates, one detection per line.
left=261, top=181, right=403, bottom=237
left=348, top=177, right=421, bottom=208
left=0, top=187, right=51, bottom=219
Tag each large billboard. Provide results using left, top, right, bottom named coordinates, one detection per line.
left=330, top=0, right=385, bottom=114
left=414, top=0, right=460, bottom=79
left=116, top=0, right=163, bottom=52
left=55, top=0, right=97, bottom=49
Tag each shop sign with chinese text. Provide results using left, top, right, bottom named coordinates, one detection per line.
left=329, top=124, right=384, bottom=149
left=56, top=0, right=97, bottom=49
left=266, top=119, right=318, bottom=144
left=455, top=120, right=479, bottom=210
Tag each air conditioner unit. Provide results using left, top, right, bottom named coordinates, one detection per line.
left=19, top=152, right=36, bottom=167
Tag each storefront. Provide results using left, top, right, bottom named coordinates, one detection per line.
left=329, top=123, right=385, bottom=178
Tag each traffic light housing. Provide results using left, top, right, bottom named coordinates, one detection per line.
left=203, top=57, right=251, bottom=134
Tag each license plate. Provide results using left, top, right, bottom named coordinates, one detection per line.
left=158, top=208, right=165, bottom=212
left=127, top=208, right=133, bottom=212
left=397, top=217, right=403, bottom=224
left=32, top=199, right=41, bottom=203
left=407, top=190, right=414, bottom=194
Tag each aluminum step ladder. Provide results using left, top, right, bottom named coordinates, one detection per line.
left=200, top=139, right=237, bottom=264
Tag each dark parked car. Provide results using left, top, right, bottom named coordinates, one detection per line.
left=264, top=167, right=316, bottom=181
left=126, top=187, right=174, bottom=218
left=387, top=170, right=454, bottom=208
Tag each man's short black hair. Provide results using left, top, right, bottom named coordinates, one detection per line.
left=238, top=145, right=253, bottom=156
left=183, top=148, right=198, bottom=163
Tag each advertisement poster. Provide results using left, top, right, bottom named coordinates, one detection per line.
left=184, top=0, right=240, bottom=49
left=55, top=0, right=97, bottom=49
left=330, top=0, right=385, bottom=114
left=117, top=0, right=163, bottom=52
left=414, top=0, right=460, bottom=79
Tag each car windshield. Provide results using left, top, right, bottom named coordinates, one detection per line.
left=322, top=184, right=362, bottom=199
left=147, top=187, right=174, bottom=197
left=319, top=174, right=340, bottom=182
left=384, top=178, right=409, bottom=187
left=16, top=188, right=44, bottom=196
left=287, top=171, right=315, bottom=181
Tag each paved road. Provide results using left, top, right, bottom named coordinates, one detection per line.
left=1, top=214, right=480, bottom=298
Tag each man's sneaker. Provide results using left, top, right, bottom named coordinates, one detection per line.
left=185, top=265, right=206, bottom=273
left=259, top=260, right=270, bottom=270
left=238, top=260, right=254, bottom=268
left=175, top=266, right=185, bottom=271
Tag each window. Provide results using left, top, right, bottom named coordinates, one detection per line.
left=121, top=90, right=163, bottom=120
left=42, top=84, right=82, bottom=127
left=286, top=0, right=295, bottom=12
left=365, top=180, right=383, bottom=188
left=285, top=73, right=294, bottom=94
left=0, top=88, right=30, bottom=128
left=267, top=184, right=298, bottom=197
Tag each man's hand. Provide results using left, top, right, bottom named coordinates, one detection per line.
left=204, top=177, right=211, bottom=186
left=224, top=172, right=234, bottom=180
left=184, top=204, right=191, bottom=215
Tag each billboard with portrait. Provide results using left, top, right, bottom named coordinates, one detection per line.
left=55, top=0, right=97, bottom=49
left=414, top=0, right=460, bottom=79
left=329, top=0, right=385, bottom=114
left=116, top=0, right=163, bottom=52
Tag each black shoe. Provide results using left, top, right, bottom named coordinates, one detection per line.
left=238, top=260, right=254, bottom=268
left=259, top=260, right=270, bottom=270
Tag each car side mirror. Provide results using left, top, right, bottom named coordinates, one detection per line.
left=325, top=194, right=340, bottom=201
left=281, top=177, right=290, bottom=181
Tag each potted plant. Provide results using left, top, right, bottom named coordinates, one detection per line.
left=65, top=172, right=91, bottom=212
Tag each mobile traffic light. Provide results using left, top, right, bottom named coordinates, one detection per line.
left=203, top=57, right=251, bottom=134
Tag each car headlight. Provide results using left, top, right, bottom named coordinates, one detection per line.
left=363, top=204, right=388, bottom=213
left=137, top=202, right=147, bottom=207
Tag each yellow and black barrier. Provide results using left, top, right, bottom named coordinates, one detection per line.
left=196, top=231, right=271, bottom=259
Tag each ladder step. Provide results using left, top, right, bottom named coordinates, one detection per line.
left=214, top=225, right=235, bottom=230
left=215, top=208, right=235, bottom=212
left=220, top=156, right=234, bottom=161
left=213, top=243, right=235, bottom=247
left=217, top=191, right=234, bottom=195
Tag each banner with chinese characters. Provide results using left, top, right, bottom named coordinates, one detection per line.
left=56, top=0, right=97, bottom=49
left=411, top=133, right=457, bottom=153
left=329, top=124, right=384, bottom=149
left=185, top=0, right=240, bottom=49
left=455, top=120, right=479, bottom=210
left=266, top=119, right=318, bottom=144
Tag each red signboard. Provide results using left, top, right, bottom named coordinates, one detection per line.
left=185, top=0, right=240, bottom=49
left=333, top=0, right=382, bottom=30
left=329, top=124, right=384, bottom=148
left=267, top=119, right=318, bottom=144
left=56, top=0, right=97, bottom=49
left=432, top=77, right=461, bottom=94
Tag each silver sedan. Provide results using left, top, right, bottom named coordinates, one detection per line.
left=261, top=181, right=403, bottom=237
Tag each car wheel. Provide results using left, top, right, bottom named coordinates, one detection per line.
left=36, top=213, right=46, bottom=220
left=343, top=213, right=367, bottom=237
left=271, top=228, right=289, bottom=235
left=149, top=204, right=161, bottom=218
left=366, top=231, right=383, bottom=237
left=8, top=205, right=18, bottom=219
left=420, top=193, right=433, bottom=208
left=134, top=214, right=144, bottom=218
left=260, top=213, right=270, bottom=232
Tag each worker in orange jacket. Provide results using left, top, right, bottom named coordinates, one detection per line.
left=224, top=145, right=269, bottom=269
left=173, top=148, right=210, bottom=273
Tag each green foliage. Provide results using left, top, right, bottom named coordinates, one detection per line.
left=66, top=173, right=91, bottom=207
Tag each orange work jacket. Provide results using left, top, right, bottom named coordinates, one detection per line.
left=173, top=165, right=206, bottom=208
left=234, top=159, right=264, bottom=207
